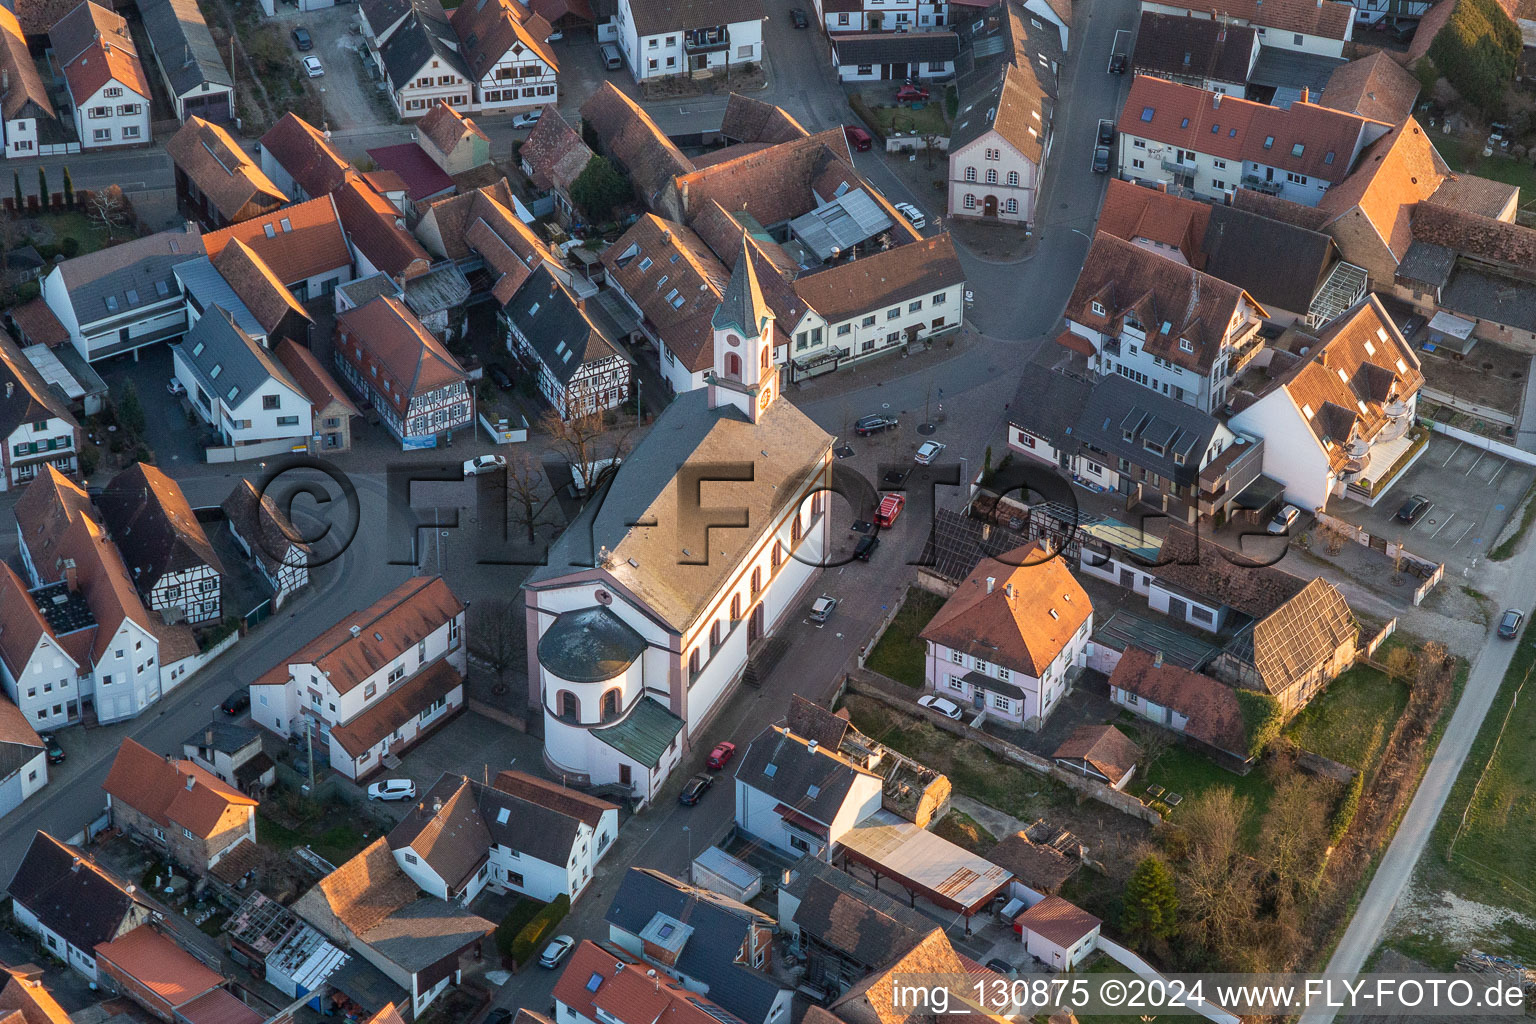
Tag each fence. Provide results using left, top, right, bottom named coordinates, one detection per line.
left=1364, top=617, right=1398, bottom=659
left=478, top=411, right=529, bottom=444
left=206, top=437, right=309, bottom=463
left=1313, top=512, right=1446, bottom=605
left=1095, top=937, right=1243, bottom=1024
left=855, top=588, right=911, bottom=669
left=1420, top=387, right=1517, bottom=427
left=1413, top=561, right=1445, bottom=606
left=1425, top=419, right=1536, bottom=467
left=839, top=670, right=1162, bottom=825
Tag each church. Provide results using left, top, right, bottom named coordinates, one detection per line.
left=523, top=239, right=835, bottom=804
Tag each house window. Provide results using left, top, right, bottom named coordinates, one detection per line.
left=862, top=314, right=876, bottom=327
left=964, top=166, right=976, bottom=182
left=263, top=395, right=281, bottom=410
left=1006, top=171, right=1019, bottom=186
left=998, top=667, right=1011, bottom=682
left=1005, top=198, right=1017, bottom=214
left=277, top=416, right=300, bottom=426
left=837, top=324, right=851, bottom=336
left=689, top=649, right=701, bottom=680
left=985, top=168, right=997, bottom=183
left=949, top=676, right=964, bottom=692
left=122, top=125, right=140, bottom=139
left=909, top=300, right=923, bottom=313
left=1286, top=172, right=1308, bottom=185
left=857, top=64, right=873, bottom=75
left=751, top=566, right=762, bottom=594
left=710, top=620, right=722, bottom=651
left=950, top=649, right=964, bottom=664
left=992, top=694, right=1010, bottom=711
left=838, top=12, right=849, bottom=22
left=1091, top=301, right=1105, bottom=316
left=933, top=292, right=946, bottom=305
left=93, top=129, right=110, bottom=142
left=731, top=593, right=742, bottom=620
left=388, top=664, right=405, bottom=684
left=182, top=828, right=195, bottom=840
left=365, top=682, right=376, bottom=698
left=152, top=827, right=166, bottom=841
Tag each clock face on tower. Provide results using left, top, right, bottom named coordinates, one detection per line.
left=760, top=387, right=772, bottom=409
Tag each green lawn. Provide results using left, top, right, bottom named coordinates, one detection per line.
left=1432, top=135, right=1536, bottom=199
left=932, top=809, right=996, bottom=855
left=863, top=101, right=948, bottom=139
left=257, top=809, right=372, bottom=867
left=20, top=210, right=112, bottom=257
left=1123, top=723, right=1275, bottom=847
left=1414, top=615, right=1536, bottom=943
left=863, top=588, right=947, bottom=687
left=1284, top=664, right=1409, bottom=776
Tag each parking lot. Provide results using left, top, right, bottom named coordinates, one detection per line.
left=1330, top=435, right=1535, bottom=568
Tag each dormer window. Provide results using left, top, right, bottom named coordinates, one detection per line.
left=1091, top=301, right=1105, bottom=316
left=1179, top=338, right=1193, bottom=353
left=1144, top=440, right=1164, bottom=456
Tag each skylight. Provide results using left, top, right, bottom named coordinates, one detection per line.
left=125, top=289, right=139, bottom=305
left=1263, top=135, right=1274, bottom=149
left=280, top=218, right=292, bottom=232
left=156, top=280, right=170, bottom=297
left=807, top=785, right=820, bottom=798
left=264, top=223, right=276, bottom=238
left=1140, top=107, right=1154, bottom=122
left=1179, top=117, right=1189, bottom=128
left=210, top=364, right=222, bottom=379
left=1291, top=143, right=1304, bottom=157
left=192, top=342, right=204, bottom=356
left=104, top=295, right=118, bottom=312
left=226, top=386, right=239, bottom=401
left=586, top=974, right=604, bottom=993
left=638, top=257, right=653, bottom=271
left=1211, top=123, right=1219, bottom=133
left=764, top=763, right=778, bottom=777
left=1324, top=150, right=1335, bottom=165
left=497, top=807, right=510, bottom=824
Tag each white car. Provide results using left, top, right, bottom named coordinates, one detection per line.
left=1267, top=504, right=1302, bottom=534
left=539, top=935, right=576, bottom=968
left=918, top=694, right=963, bottom=720
left=167, top=379, right=186, bottom=397
left=303, top=55, right=324, bottom=77
left=464, top=455, right=507, bottom=476
left=894, top=201, right=926, bottom=230
left=367, top=779, right=416, bottom=801
left=809, top=595, right=838, bottom=622
left=512, top=109, right=542, bottom=129
left=914, top=440, right=946, bottom=465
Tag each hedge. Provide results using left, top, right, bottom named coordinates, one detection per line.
left=1236, top=689, right=1284, bottom=760
left=1329, top=771, right=1365, bottom=845
left=494, top=898, right=546, bottom=958
left=1427, top=0, right=1521, bottom=114
left=510, top=893, right=571, bottom=966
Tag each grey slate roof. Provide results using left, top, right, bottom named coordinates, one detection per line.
left=137, top=0, right=233, bottom=97
left=502, top=265, right=625, bottom=387
left=53, top=225, right=203, bottom=329
left=359, top=897, right=491, bottom=973
left=182, top=720, right=261, bottom=755
left=387, top=773, right=586, bottom=881
left=1010, top=371, right=1222, bottom=489
left=537, top=607, right=646, bottom=682
left=175, top=306, right=303, bottom=412
left=7, top=832, right=146, bottom=954
left=734, top=724, right=876, bottom=827
left=175, top=257, right=265, bottom=338
left=591, top=697, right=682, bottom=768
left=711, top=235, right=771, bottom=338
left=524, top=384, right=832, bottom=636
left=1397, top=240, right=1456, bottom=289
left=381, top=13, right=467, bottom=92
left=623, top=0, right=764, bottom=38
left=832, top=31, right=959, bottom=65
left=1201, top=205, right=1335, bottom=314
left=606, top=868, right=785, bottom=1024
left=1131, top=11, right=1255, bottom=85
left=782, top=856, right=931, bottom=968
left=1246, top=45, right=1346, bottom=102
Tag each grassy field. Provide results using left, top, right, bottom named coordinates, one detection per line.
left=862, top=588, right=946, bottom=687
left=19, top=210, right=112, bottom=256
left=1284, top=663, right=1409, bottom=776
left=1125, top=730, right=1276, bottom=846
left=841, top=694, right=1077, bottom=823
left=1413, top=616, right=1536, bottom=945
left=932, top=809, right=997, bottom=855
left=1432, top=135, right=1536, bottom=198
left=257, top=808, right=372, bottom=867
left=862, top=99, right=948, bottom=139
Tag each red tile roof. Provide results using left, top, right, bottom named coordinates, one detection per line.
left=94, top=927, right=223, bottom=1011
left=329, top=659, right=462, bottom=757
left=201, top=194, right=352, bottom=287
left=8, top=297, right=70, bottom=348
left=0, top=965, right=74, bottom=1024
left=417, top=100, right=490, bottom=159
left=0, top=562, right=65, bottom=680
left=103, top=738, right=257, bottom=839
left=1108, top=646, right=1247, bottom=756
left=579, top=83, right=694, bottom=206
left=520, top=106, right=592, bottom=193
left=793, top=234, right=964, bottom=323
left=365, top=143, right=457, bottom=201
left=673, top=128, right=856, bottom=227
left=333, top=175, right=432, bottom=280
left=53, top=2, right=148, bottom=102
left=449, top=0, right=557, bottom=81
left=275, top=338, right=358, bottom=416
left=1156, top=0, right=1353, bottom=39
left=601, top=214, right=728, bottom=373
left=210, top=238, right=311, bottom=335
left=1318, top=52, right=1420, bottom=125
left=166, top=117, right=288, bottom=223
left=1118, top=76, right=1384, bottom=183
left=0, top=6, right=52, bottom=122
left=1051, top=724, right=1141, bottom=787
left=1014, top=895, right=1100, bottom=947
left=1054, top=329, right=1094, bottom=356
left=258, top=114, right=352, bottom=199
left=553, top=942, right=741, bottom=1024
left=175, top=987, right=263, bottom=1024
left=252, top=575, right=464, bottom=695
left=920, top=542, right=1091, bottom=676
left=492, top=770, right=618, bottom=827
left=335, top=295, right=467, bottom=414
left=1315, top=117, right=1447, bottom=261
left=1095, top=178, right=1212, bottom=267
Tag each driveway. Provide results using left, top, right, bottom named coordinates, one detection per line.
left=1328, top=435, right=1534, bottom=570
left=279, top=4, right=393, bottom=131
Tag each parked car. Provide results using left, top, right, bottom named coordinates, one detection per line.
left=303, top=55, right=324, bottom=77
left=1109, top=51, right=1127, bottom=73
left=893, top=201, right=926, bottom=229
left=45, top=735, right=65, bottom=765
left=1267, top=504, right=1301, bottom=535
left=486, top=1011, right=514, bottom=1024
left=844, top=125, right=873, bottom=151
left=1092, top=146, right=1110, bottom=173
left=167, top=378, right=186, bottom=397
left=855, top=413, right=898, bottom=436
left=914, top=440, right=946, bottom=464
left=918, top=694, right=963, bottom=719
left=1097, top=119, right=1115, bottom=145
left=706, top=741, right=736, bottom=769
left=464, top=455, right=507, bottom=476
left=292, top=26, right=312, bottom=50
left=790, top=7, right=809, bottom=26
left=854, top=534, right=879, bottom=561
left=1498, top=608, right=1524, bottom=639
left=875, top=493, right=906, bottom=528
left=486, top=363, right=514, bottom=389
left=679, top=773, right=713, bottom=805
left=601, top=42, right=624, bottom=69
left=895, top=84, right=930, bottom=103
left=221, top=689, right=251, bottom=715
left=512, top=109, right=543, bottom=129
left=809, top=595, right=838, bottom=622
left=1395, top=494, right=1431, bottom=523
left=539, top=935, right=576, bottom=968
left=985, top=958, right=1016, bottom=977
left=368, top=779, right=417, bottom=801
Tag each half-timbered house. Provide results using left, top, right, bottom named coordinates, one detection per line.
left=501, top=265, right=631, bottom=419
left=334, top=295, right=473, bottom=447
left=96, top=463, right=224, bottom=624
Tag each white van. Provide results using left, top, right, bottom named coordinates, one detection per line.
left=600, top=43, right=623, bottom=70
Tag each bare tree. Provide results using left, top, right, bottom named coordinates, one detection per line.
left=469, top=597, right=518, bottom=688
left=1173, top=785, right=1248, bottom=861
left=1381, top=645, right=1415, bottom=687
left=1257, top=774, right=1330, bottom=902
left=539, top=395, right=638, bottom=500
left=506, top=450, right=555, bottom=544
left=1414, top=640, right=1449, bottom=690
left=87, top=185, right=132, bottom=241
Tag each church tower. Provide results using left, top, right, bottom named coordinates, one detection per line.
left=708, top=235, right=777, bottom=422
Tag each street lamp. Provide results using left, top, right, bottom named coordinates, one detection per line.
left=1067, top=227, right=1093, bottom=242
left=682, top=825, right=692, bottom=876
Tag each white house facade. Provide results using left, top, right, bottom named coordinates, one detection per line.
left=615, top=0, right=765, bottom=82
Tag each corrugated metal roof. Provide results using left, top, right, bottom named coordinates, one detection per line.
left=592, top=696, right=683, bottom=768
left=788, top=189, right=893, bottom=261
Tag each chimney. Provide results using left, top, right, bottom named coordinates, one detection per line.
left=2, top=69, right=8, bottom=91
left=986, top=576, right=995, bottom=593
left=1155, top=182, right=1169, bottom=193
left=1004, top=583, right=1015, bottom=601
left=349, top=625, right=362, bottom=637
left=1153, top=650, right=1164, bottom=668
left=806, top=740, right=818, bottom=754
left=70, top=857, right=82, bottom=872
left=62, top=559, right=78, bottom=592
left=205, top=727, right=214, bottom=746
left=13, top=965, right=43, bottom=985
left=4, top=382, right=12, bottom=398
left=432, top=797, right=443, bottom=813
left=185, top=775, right=196, bottom=791
left=1299, top=86, right=1309, bottom=103
left=1213, top=92, right=1221, bottom=109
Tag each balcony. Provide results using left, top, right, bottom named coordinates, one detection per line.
left=1240, top=174, right=1281, bottom=195
left=1161, top=158, right=1196, bottom=174
left=684, top=28, right=729, bottom=52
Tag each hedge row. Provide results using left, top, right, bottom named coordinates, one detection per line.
left=510, top=894, right=571, bottom=967
left=494, top=899, right=546, bottom=958
left=1427, top=0, right=1521, bottom=113
left=1329, top=770, right=1365, bottom=846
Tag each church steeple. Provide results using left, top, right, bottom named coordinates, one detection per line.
left=708, top=234, right=778, bottom=421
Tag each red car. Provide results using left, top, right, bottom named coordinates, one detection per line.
left=875, top=493, right=906, bottom=528
left=895, top=84, right=930, bottom=103
left=844, top=125, right=872, bottom=152
left=707, top=741, right=736, bottom=770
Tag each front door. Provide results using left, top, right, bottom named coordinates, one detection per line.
left=748, top=604, right=764, bottom=644
left=1167, top=596, right=1187, bottom=622
left=619, top=764, right=632, bottom=786
left=869, top=13, right=882, bottom=29
left=983, top=195, right=998, bottom=217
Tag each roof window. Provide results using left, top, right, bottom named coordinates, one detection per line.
left=638, top=256, right=653, bottom=271
left=192, top=342, right=204, bottom=356
left=264, top=223, right=276, bottom=238
left=156, top=280, right=170, bottom=297
left=125, top=289, right=139, bottom=305
left=1324, top=150, right=1335, bottom=165
left=210, top=364, right=222, bottom=379
left=226, top=386, right=239, bottom=401
left=1140, top=107, right=1154, bottom=121
left=1291, top=142, right=1304, bottom=157
left=586, top=974, right=603, bottom=993
left=764, top=763, right=777, bottom=777
left=104, top=295, right=118, bottom=313
left=1263, top=135, right=1274, bottom=149
left=1211, top=123, right=1219, bottom=133
left=1229, top=128, right=1237, bottom=137
left=1179, top=117, right=1189, bottom=128
left=807, top=785, right=820, bottom=798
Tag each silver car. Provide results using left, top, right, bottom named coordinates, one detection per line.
left=809, top=595, right=838, bottom=622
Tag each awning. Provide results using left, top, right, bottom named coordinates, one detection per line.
left=1055, top=330, right=1095, bottom=357
left=774, top=803, right=831, bottom=839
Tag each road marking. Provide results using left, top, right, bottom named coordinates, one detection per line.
left=1465, top=450, right=1485, bottom=476
left=1451, top=521, right=1475, bottom=546
left=1431, top=511, right=1456, bottom=538
left=1487, top=461, right=1507, bottom=487
left=1441, top=445, right=1459, bottom=467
